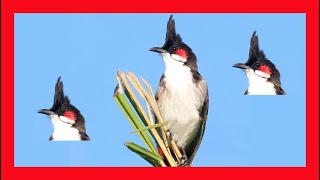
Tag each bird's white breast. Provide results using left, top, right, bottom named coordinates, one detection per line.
left=157, top=55, right=207, bottom=148
left=245, top=69, right=276, bottom=95
left=49, top=115, right=81, bottom=141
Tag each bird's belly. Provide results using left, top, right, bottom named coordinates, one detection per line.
left=52, top=128, right=81, bottom=141
left=157, top=83, right=202, bottom=148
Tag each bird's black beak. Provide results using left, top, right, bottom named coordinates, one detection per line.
left=37, top=109, right=54, bottom=115
left=149, top=47, right=166, bottom=54
left=233, top=63, right=249, bottom=69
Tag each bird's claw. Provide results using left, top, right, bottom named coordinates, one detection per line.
left=177, top=156, right=188, bottom=167
left=165, top=129, right=172, bottom=138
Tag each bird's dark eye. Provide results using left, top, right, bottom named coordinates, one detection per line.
left=172, top=47, right=177, bottom=51
left=255, top=63, right=260, bottom=67
left=60, top=109, right=65, bottom=113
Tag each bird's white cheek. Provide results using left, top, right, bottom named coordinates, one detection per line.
left=49, top=114, right=60, bottom=125
left=255, top=70, right=270, bottom=79
left=60, top=116, right=76, bottom=124
left=161, top=52, right=184, bottom=69
left=170, top=54, right=187, bottom=62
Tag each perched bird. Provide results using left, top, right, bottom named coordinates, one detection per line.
left=233, top=31, right=286, bottom=95
left=37, top=77, right=90, bottom=141
left=149, top=15, right=209, bottom=166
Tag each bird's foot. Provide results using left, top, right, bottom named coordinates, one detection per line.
left=177, top=156, right=188, bottom=167
left=164, top=129, right=172, bottom=139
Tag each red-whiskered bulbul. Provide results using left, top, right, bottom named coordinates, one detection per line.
left=233, top=31, right=286, bottom=95
left=37, top=77, right=90, bottom=141
left=149, top=15, right=209, bottom=166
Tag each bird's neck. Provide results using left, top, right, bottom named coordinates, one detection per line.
left=165, top=65, right=193, bottom=88
left=245, top=69, right=276, bottom=95
left=162, top=53, right=192, bottom=79
left=49, top=115, right=81, bottom=141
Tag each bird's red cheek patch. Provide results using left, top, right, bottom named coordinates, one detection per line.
left=64, top=111, right=76, bottom=121
left=175, top=49, right=188, bottom=59
left=259, top=65, right=272, bottom=75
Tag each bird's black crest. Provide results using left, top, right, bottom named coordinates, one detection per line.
left=250, top=31, right=259, bottom=57
left=247, top=31, right=261, bottom=64
left=52, top=77, right=70, bottom=110
left=163, top=15, right=182, bottom=48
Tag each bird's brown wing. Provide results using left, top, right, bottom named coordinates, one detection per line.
left=155, top=74, right=166, bottom=102
left=275, top=85, right=286, bottom=95
left=185, top=82, right=209, bottom=166
left=80, top=132, right=90, bottom=141
left=154, top=74, right=166, bottom=137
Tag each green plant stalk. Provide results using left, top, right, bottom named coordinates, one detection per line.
left=124, top=89, right=160, bottom=152
left=121, top=79, right=160, bottom=155
left=114, top=94, right=156, bottom=153
left=123, top=80, right=162, bottom=154
left=114, top=96, right=148, bottom=148
left=139, top=154, right=162, bottom=167
left=125, top=89, right=149, bottom=127
left=115, top=95, right=163, bottom=166
left=125, top=142, right=165, bottom=167
left=127, top=73, right=174, bottom=160
left=116, top=72, right=177, bottom=167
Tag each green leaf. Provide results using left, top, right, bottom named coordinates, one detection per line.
left=124, top=89, right=159, bottom=154
left=130, top=122, right=167, bottom=134
left=114, top=94, right=157, bottom=153
left=125, top=142, right=162, bottom=167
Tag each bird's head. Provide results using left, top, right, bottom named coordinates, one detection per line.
left=38, top=77, right=85, bottom=127
left=233, top=31, right=281, bottom=83
left=149, top=15, right=197, bottom=70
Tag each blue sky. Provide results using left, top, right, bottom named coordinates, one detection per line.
left=14, top=14, right=305, bottom=166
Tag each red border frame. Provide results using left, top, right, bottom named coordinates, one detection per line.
left=1, top=0, right=319, bottom=179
